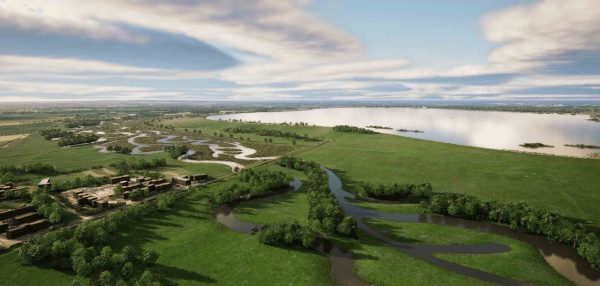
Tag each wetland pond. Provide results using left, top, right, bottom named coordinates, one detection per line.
left=209, top=107, right=600, bottom=158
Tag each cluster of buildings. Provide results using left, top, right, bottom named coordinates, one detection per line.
left=0, top=205, right=49, bottom=239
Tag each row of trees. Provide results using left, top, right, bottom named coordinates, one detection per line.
left=355, top=181, right=433, bottom=201
left=39, top=128, right=71, bottom=140
left=332, top=125, right=377, bottom=134
left=64, top=117, right=102, bottom=128
left=209, top=169, right=292, bottom=207
left=57, top=133, right=100, bottom=146
left=222, top=126, right=320, bottom=141
left=257, top=223, right=315, bottom=248
left=0, top=163, right=57, bottom=175
left=421, top=193, right=600, bottom=270
left=110, top=158, right=167, bottom=174
left=50, top=175, right=110, bottom=192
left=19, top=190, right=187, bottom=285
left=164, top=145, right=189, bottom=159
left=106, top=144, right=132, bottom=154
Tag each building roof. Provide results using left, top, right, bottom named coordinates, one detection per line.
left=38, top=178, right=51, bottom=186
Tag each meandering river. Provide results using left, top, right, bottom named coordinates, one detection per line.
left=209, top=107, right=600, bottom=158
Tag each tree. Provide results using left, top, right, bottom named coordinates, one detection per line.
left=135, top=270, right=154, bottom=286
left=98, top=271, right=113, bottom=286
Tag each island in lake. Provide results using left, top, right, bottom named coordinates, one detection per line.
left=520, top=142, right=554, bottom=148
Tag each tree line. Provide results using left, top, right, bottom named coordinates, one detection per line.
left=0, top=163, right=57, bottom=176
left=40, top=128, right=100, bottom=146
left=209, top=169, right=292, bottom=207
left=31, top=188, right=64, bottom=224
left=64, top=117, right=102, bottom=128
left=421, top=193, right=600, bottom=270
left=50, top=175, right=110, bottom=193
left=332, top=125, right=377, bottom=134
left=19, top=190, right=188, bottom=285
left=355, top=181, right=432, bottom=201
left=110, top=158, right=167, bottom=174
left=221, top=126, right=320, bottom=141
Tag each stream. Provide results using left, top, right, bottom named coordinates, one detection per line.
left=324, top=168, right=600, bottom=286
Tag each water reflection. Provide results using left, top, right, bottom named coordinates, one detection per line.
left=209, top=108, right=600, bottom=158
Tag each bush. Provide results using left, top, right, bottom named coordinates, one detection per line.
left=257, top=223, right=315, bottom=248
left=164, top=145, right=189, bottom=159
left=355, top=181, right=432, bottom=201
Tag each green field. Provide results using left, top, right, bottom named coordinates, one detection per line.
left=165, top=118, right=600, bottom=228
left=363, top=219, right=572, bottom=286
left=0, top=183, right=333, bottom=286
left=1, top=115, right=599, bottom=285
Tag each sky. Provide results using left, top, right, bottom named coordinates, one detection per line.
left=0, top=0, right=599, bottom=102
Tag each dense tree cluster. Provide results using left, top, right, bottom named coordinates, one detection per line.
left=64, top=117, right=102, bottom=128
left=106, top=144, right=132, bottom=154
left=164, top=145, right=189, bottom=159
left=50, top=175, right=110, bottom=192
left=0, top=163, right=57, bottom=175
left=39, top=128, right=71, bottom=140
left=57, top=133, right=100, bottom=146
left=422, top=193, right=600, bottom=270
left=332, top=125, right=377, bottom=134
left=257, top=223, right=315, bottom=248
left=277, top=156, right=357, bottom=237
left=277, top=156, right=319, bottom=172
left=19, top=190, right=187, bottom=284
left=355, top=181, right=432, bottom=201
left=110, top=158, right=167, bottom=174
left=209, top=169, right=292, bottom=207
left=31, top=188, right=64, bottom=224
left=222, top=126, right=320, bottom=141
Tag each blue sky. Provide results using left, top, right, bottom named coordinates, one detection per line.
left=0, top=0, right=598, bottom=101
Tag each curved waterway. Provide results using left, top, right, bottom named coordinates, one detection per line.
left=323, top=168, right=600, bottom=286
left=209, top=107, right=600, bottom=158
left=213, top=179, right=368, bottom=286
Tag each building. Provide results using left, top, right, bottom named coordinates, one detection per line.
left=38, top=178, right=52, bottom=190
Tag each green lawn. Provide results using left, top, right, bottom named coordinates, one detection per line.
left=298, top=131, right=600, bottom=228
left=363, top=219, right=573, bottom=286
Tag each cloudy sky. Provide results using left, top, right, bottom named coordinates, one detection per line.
left=0, top=0, right=599, bottom=102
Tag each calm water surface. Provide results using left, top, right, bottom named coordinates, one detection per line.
left=209, top=107, right=600, bottom=157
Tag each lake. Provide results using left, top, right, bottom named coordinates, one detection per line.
left=208, top=107, right=600, bottom=158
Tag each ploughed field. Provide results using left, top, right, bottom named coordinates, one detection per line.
left=0, top=115, right=599, bottom=285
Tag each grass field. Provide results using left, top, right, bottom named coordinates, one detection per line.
left=0, top=182, right=333, bottom=286
left=364, top=219, right=572, bottom=285
left=165, top=118, right=600, bottom=228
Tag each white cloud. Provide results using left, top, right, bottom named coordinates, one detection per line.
left=0, top=0, right=362, bottom=63
left=483, top=0, right=600, bottom=64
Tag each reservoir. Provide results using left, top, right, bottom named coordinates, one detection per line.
left=209, top=107, right=600, bottom=158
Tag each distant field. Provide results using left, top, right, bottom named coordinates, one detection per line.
left=0, top=133, right=231, bottom=183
